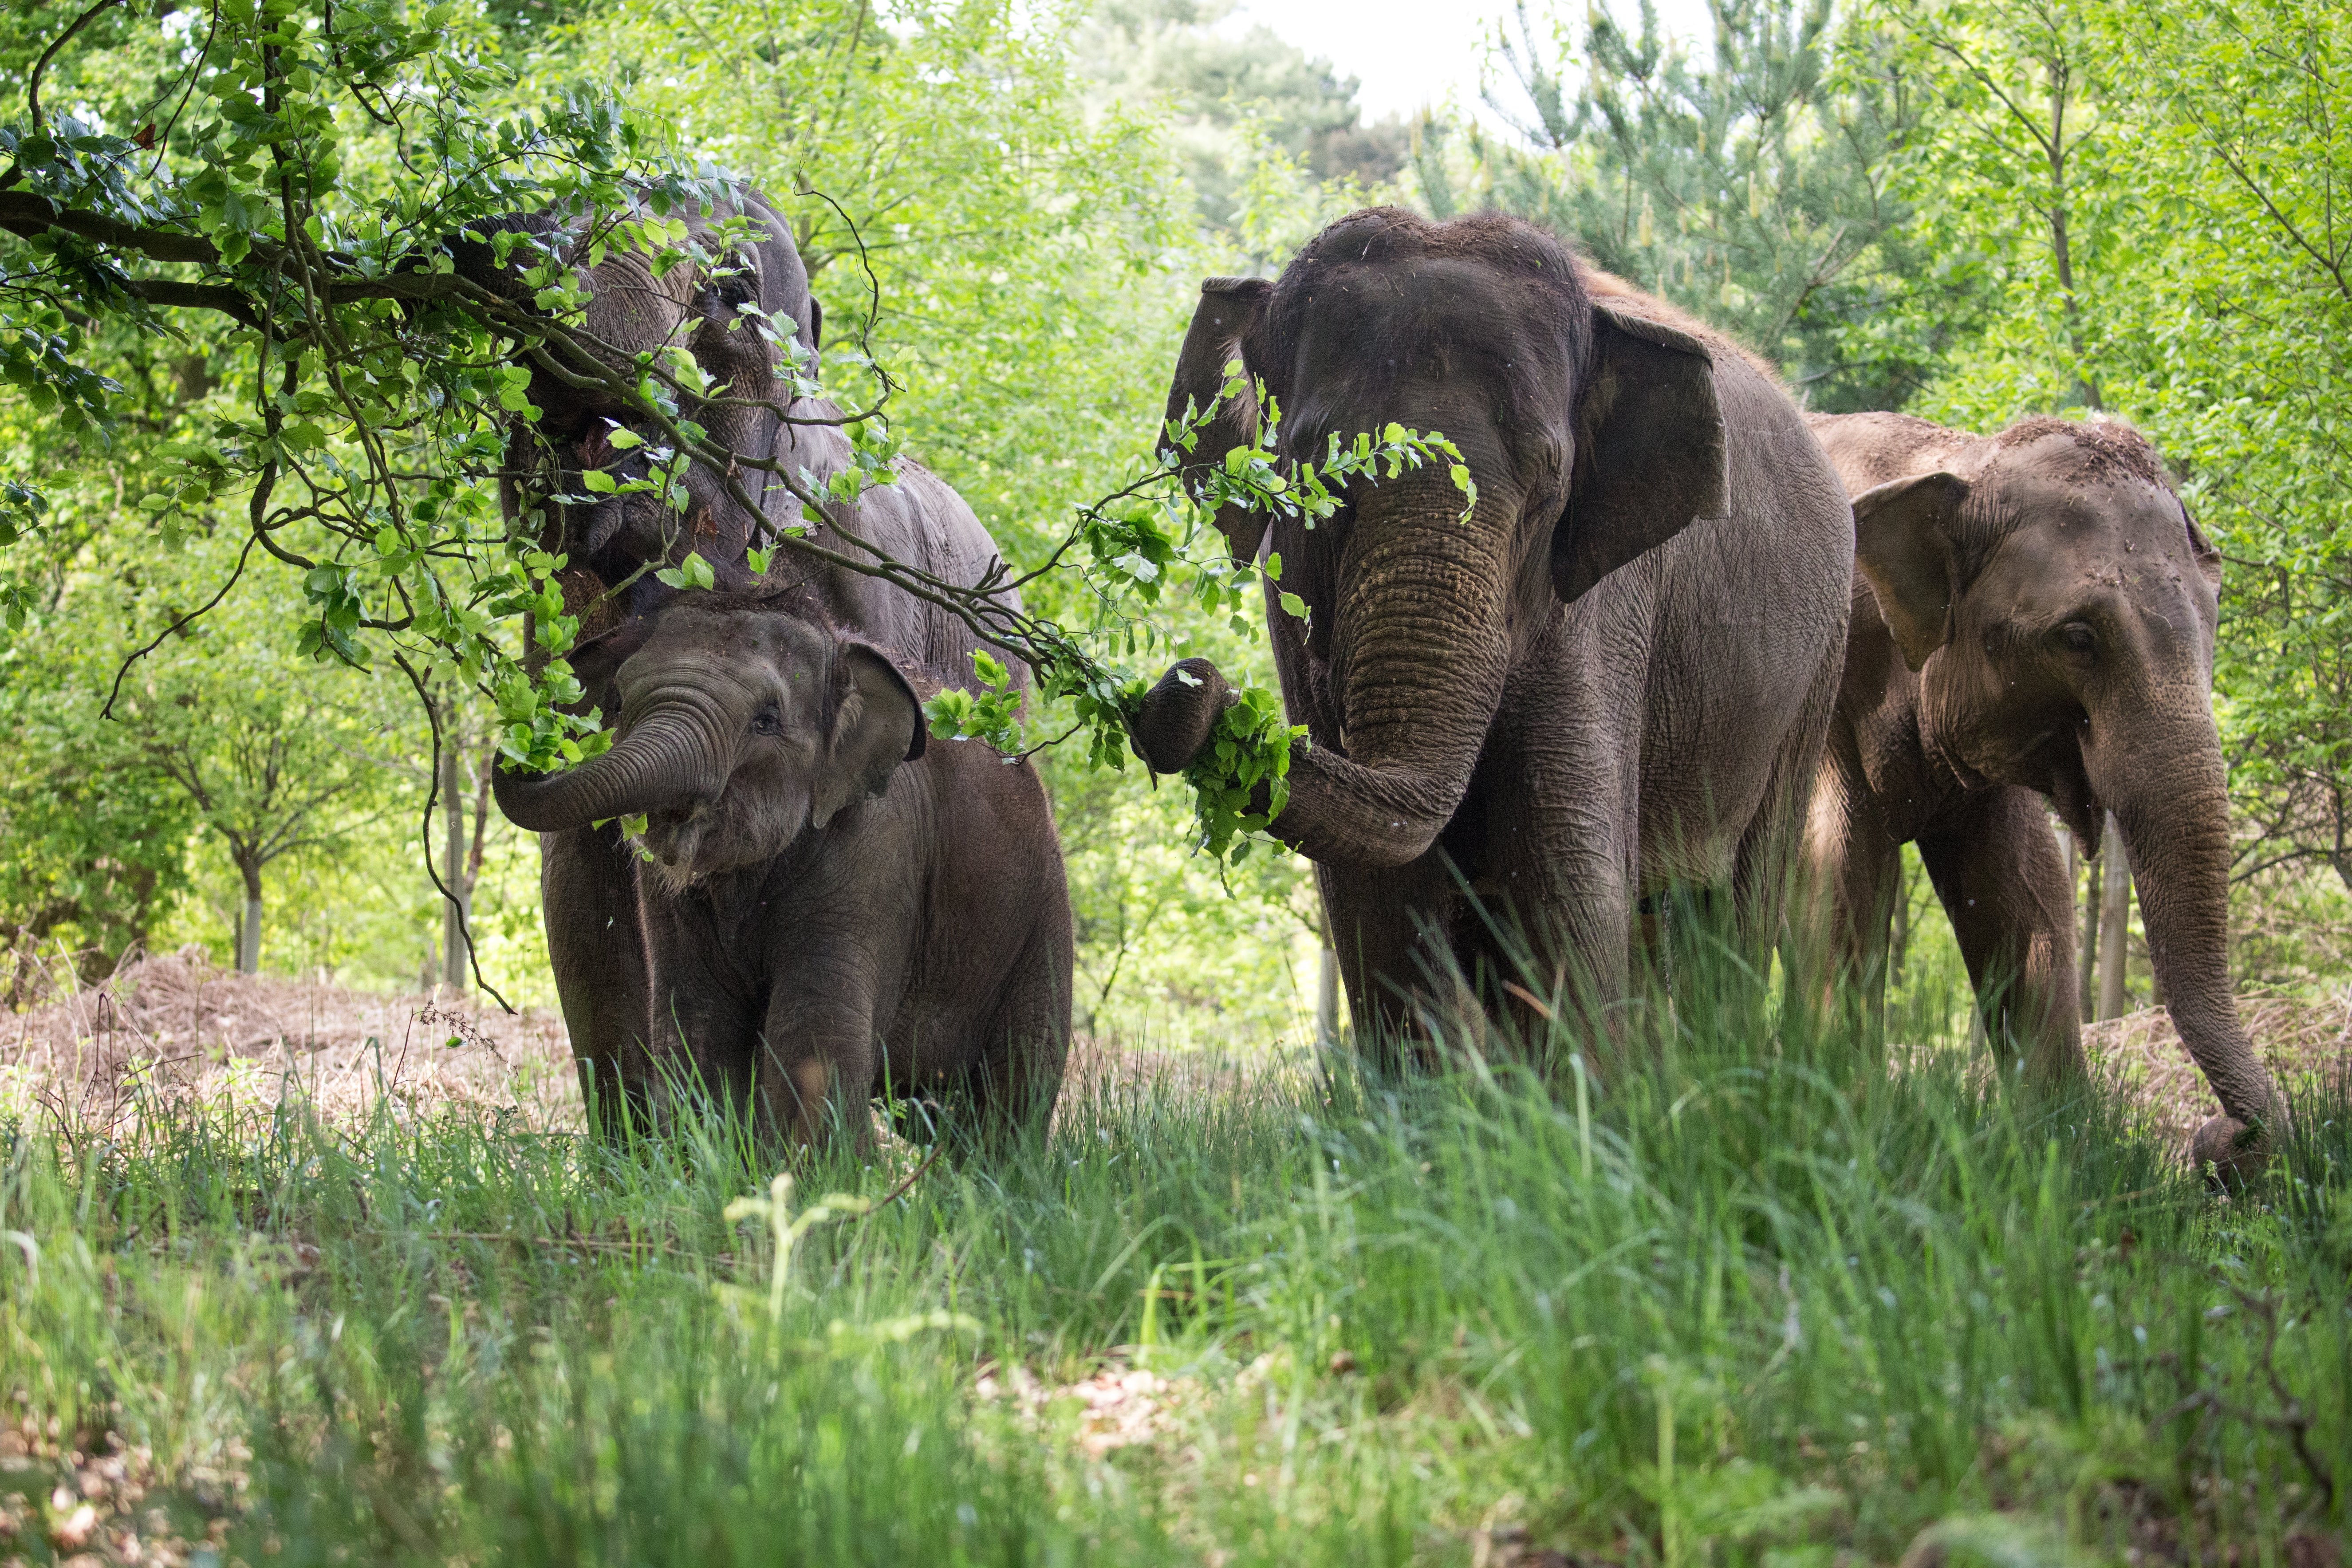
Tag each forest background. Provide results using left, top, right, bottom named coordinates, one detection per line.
left=3, top=0, right=2348, bottom=1048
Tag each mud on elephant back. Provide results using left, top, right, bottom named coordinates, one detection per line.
left=1132, top=206, right=1855, bottom=1069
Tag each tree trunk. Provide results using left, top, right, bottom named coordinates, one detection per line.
left=235, top=856, right=264, bottom=975
left=1316, top=944, right=1340, bottom=1048
left=442, top=745, right=469, bottom=989
left=2097, top=811, right=2131, bottom=1020
left=2042, top=57, right=2104, bottom=412
left=1890, top=851, right=1911, bottom=987
left=2078, top=836, right=2101, bottom=1020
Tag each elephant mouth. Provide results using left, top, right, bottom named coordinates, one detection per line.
left=633, top=803, right=717, bottom=890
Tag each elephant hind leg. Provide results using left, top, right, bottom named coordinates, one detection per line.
left=1733, top=639, right=1845, bottom=965
left=961, top=926, right=1072, bottom=1154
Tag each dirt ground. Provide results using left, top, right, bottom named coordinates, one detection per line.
left=4, top=948, right=2344, bottom=1153
left=0, top=947, right=1256, bottom=1137
left=2082, top=992, right=2352, bottom=1150
left=1, top=948, right=583, bottom=1132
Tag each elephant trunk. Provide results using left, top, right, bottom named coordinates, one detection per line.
left=2100, top=709, right=2282, bottom=1178
left=493, top=711, right=729, bottom=834
left=1278, top=467, right=1516, bottom=868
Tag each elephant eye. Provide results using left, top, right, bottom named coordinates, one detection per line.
left=2060, top=622, right=2097, bottom=656
left=750, top=708, right=781, bottom=737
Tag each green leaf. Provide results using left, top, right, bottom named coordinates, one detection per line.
left=655, top=552, right=719, bottom=592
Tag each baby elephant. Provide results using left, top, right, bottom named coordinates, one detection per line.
left=494, top=591, right=1072, bottom=1151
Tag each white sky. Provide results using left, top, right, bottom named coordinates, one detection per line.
left=1230, top=0, right=1718, bottom=125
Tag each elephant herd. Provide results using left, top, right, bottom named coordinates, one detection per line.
left=478, top=190, right=2280, bottom=1181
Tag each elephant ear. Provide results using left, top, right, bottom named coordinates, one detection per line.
left=1555, top=299, right=1729, bottom=605
left=2180, top=495, right=2222, bottom=591
left=811, top=643, right=926, bottom=830
left=1163, top=276, right=1276, bottom=565
left=1852, top=471, right=1971, bottom=671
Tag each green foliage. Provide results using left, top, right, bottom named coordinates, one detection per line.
left=1444, top=0, right=1944, bottom=406
left=1072, top=0, right=1409, bottom=232
left=0, top=0, right=1458, bottom=919
left=2091, top=0, right=2352, bottom=903
left=924, top=649, right=1027, bottom=754
left=0, top=642, right=194, bottom=981
left=114, top=580, right=397, bottom=964
left=1180, top=679, right=1302, bottom=861
left=0, top=0, right=1442, bottom=1023
left=1858, top=0, right=2352, bottom=934
left=1865, top=0, right=2130, bottom=418
left=973, top=382, right=1468, bottom=860
left=1052, top=759, right=1320, bottom=1046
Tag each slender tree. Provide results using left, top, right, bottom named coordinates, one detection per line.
left=137, top=674, right=381, bottom=973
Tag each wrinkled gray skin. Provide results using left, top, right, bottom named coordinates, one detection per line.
left=458, top=188, right=1020, bottom=1137
left=495, top=594, right=1072, bottom=1148
left=1131, top=209, right=1854, bottom=1055
left=1803, top=411, right=2282, bottom=1180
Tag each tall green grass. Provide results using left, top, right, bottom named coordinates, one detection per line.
left=0, top=949, right=2342, bottom=1564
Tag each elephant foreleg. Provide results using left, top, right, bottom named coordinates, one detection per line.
left=540, top=823, right=656, bottom=1140
left=1916, top=787, right=2086, bottom=1090
left=758, top=982, right=881, bottom=1153
left=1319, top=857, right=1463, bottom=1074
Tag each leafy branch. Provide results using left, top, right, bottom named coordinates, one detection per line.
left=0, top=0, right=1466, bottom=871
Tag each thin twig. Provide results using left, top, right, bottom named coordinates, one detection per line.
left=390, top=653, right=516, bottom=1015
left=24, top=0, right=124, bottom=130
left=101, top=532, right=260, bottom=721
left=855, top=1139, right=946, bottom=1218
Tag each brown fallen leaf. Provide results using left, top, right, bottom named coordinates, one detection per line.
left=49, top=1500, right=97, bottom=1550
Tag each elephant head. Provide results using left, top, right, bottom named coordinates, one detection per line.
left=492, top=593, right=925, bottom=887
left=1142, top=208, right=1727, bottom=869
left=1851, top=415, right=2281, bottom=1175
left=449, top=188, right=822, bottom=630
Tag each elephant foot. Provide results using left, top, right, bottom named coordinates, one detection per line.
left=1131, top=657, right=1235, bottom=774
left=2191, top=1112, right=2273, bottom=1190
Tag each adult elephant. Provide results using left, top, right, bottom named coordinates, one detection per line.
left=1130, top=208, right=1854, bottom=1059
left=1803, top=411, right=2282, bottom=1178
left=455, top=187, right=1019, bottom=1138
